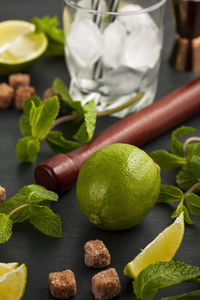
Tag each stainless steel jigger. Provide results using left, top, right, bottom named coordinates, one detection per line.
left=170, top=0, right=200, bottom=72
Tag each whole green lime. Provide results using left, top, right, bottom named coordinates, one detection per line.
left=76, top=143, right=161, bottom=231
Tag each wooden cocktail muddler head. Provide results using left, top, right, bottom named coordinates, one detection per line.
left=35, top=78, right=200, bottom=193
left=170, top=0, right=200, bottom=71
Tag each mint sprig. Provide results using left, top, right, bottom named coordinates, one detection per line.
left=0, top=184, right=61, bottom=243
left=150, top=126, right=200, bottom=224
left=133, top=261, right=200, bottom=300
left=161, top=290, right=200, bottom=299
left=32, top=16, right=65, bottom=56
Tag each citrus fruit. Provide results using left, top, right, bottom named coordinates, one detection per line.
left=0, top=264, right=27, bottom=300
left=76, top=143, right=161, bottom=231
left=0, top=20, right=48, bottom=75
left=0, top=262, right=18, bottom=277
left=124, top=213, right=185, bottom=279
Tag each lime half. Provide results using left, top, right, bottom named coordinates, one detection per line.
left=0, top=264, right=27, bottom=300
left=0, top=20, right=48, bottom=75
left=0, top=262, right=18, bottom=277
left=124, top=213, right=185, bottom=279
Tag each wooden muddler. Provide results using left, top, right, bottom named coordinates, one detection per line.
left=35, top=78, right=200, bottom=193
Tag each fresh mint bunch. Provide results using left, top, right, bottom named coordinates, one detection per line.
left=0, top=184, right=61, bottom=243
left=151, top=126, right=200, bottom=224
left=32, top=16, right=65, bottom=56
left=16, top=96, right=60, bottom=162
left=133, top=261, right=200, bottom=300
left=16, top=79, right=97, bottom=162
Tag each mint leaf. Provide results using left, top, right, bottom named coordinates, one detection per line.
left=20, top=96, right=42, bottom=137
left=0, top=185, right=57, bottom=223
left=150, top=150, right=186, bottom=171
left=45, top=39, right=64, bottom=56
left=161, top=290, right=200, bottom=299
left=133, top=261, right=200, bottom=300
left=176, top=156, right=200, bottom=192
left=32, top=16, right=64, bottom=56
left=186, top=193, right=200, bottom=216
left=73, top=100, right=97, bottom=143
left=46, top=131, right=80, bottom=154
left=171, top=200, right=194, bottom=224
left=21, top=184, right=58, bottom=204
left=30, top=96, right=60, bottom=139
left=0, top=213, right=13, bottom=243
left=158, top=185, right=183, bottom=203
left=52, top=78, right=83, bottom=115
left=16, top=136, right=40, bottom=163
left=187, top=143, right=200, bottom=161
left=29, top=205, right=62, bottom=238
left=170, top=126, right=195, bottom=157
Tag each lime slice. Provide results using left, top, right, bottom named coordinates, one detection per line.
left=0, top=262, right=18, bottom=277
left=0, top=264, right=27, bottom=300
left=0, top=20, right=48, bottom=75
left=124, top=213, right=185, bottom=279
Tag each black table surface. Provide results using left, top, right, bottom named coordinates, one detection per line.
left=1, top=1, right=200, bottom=299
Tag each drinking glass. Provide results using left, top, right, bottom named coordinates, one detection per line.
left=63, top=0, right=167, bottom=117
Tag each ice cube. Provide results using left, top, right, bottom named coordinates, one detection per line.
left=118, top=4, right=157, bottom=31
left=103, top=20, right=126, bottom=68
left=98, top=66, right=142, bottom=97
left=122, top=26, right=162, bottom=70
left=67, top=19, right=103, bottom=67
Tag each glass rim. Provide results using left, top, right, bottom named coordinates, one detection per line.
left=64, top=0, right=167, bottom=16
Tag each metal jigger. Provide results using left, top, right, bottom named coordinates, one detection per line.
left=170, top=0, right=200, bottom=72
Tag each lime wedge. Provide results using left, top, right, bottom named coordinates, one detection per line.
left=0, top=264, right=27, bottom=300
left=0, top=20, right=48, bottom=75
left=124, top=213, right=185, bottom=279
left=0, top=262, right=18, bottom=277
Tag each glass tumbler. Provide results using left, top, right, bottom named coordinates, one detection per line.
left=63, top=0, right=167, bottom=117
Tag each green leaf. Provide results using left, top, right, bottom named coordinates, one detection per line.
left=182, top=205, right=194, bottom=225
left=20, top=96, right=42, bottom=137
left=187, top=143, right=200, bottom=161
left=16, top=136, right=40, bottom=163
left=0, top=185, right=58, bottom=224
left=20, top=184, right=58, bottom=204
left=52, top=78, right=83, bottom=115
left=29, top=205, right=62, bottom=238
left=150, top=150, right=186, bottom=171
left=46, top=131, right=80, bottom=154
left=0, top=213, right=13, bottom=243
left=133, top=261, right=200, bottom=300
left=186, top=193, right=200, bottom=216
left=32, top=16, right=64, bottom=56
left=73, top=100, right=97, bottom=143
left=45, top=38, right=64, bottom=56
left=158, top=185, right=183, bottom=203
left=30, top=96, right=60, bottom=139
left=161, top=290, right=200, bottom=299
left=176, top=156, right=200, bottom=192
left=170, top=126, right=195, bottom=157
left=171, top=200, right=184, bottom=219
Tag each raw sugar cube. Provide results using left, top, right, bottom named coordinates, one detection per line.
left=84, top=240, right=111, bottom=268
left=48, top=269, right=76, bottom=299
left=0, top=83, right=15, bottom=109
left=92, top=268, right=121, bottom=300
left=15, top=86, right=36, bottom=110
left=9, top=73, right=30, bottom=89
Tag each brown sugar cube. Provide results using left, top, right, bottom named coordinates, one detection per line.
left=84, top=240, right=111, bottom=268
left=0, top=186, right=6, bottom=204
left=48, top=269, right=76, bottom=299
left=15, top=86, right=36, bottom=110
left=0, top=83, right=15, bottom=109
left=92, top=268, right=121, bottom=300
left=9, top=73, right=30, bottom=89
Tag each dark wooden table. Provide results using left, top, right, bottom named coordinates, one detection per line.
left=0, top=1, right=200, bottom=299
